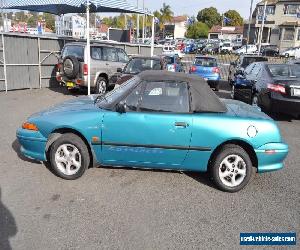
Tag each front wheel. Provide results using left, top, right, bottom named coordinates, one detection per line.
left=50, top=133, right=90, bottom=180
left=210, top=144, right=253, bottom=192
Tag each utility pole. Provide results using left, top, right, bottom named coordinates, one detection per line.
left=142, top=0, right=145, bottom=43
left=246, top=0, right=254, bottom=53
left=136, top=0, right=139, bottom=41
left=258, top=0, right=267, bottom=54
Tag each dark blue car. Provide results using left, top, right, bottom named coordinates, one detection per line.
left=189, top=56, right=221, bottom=91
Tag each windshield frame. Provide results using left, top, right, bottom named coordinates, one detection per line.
left=96, top=76, right=141, bottom=110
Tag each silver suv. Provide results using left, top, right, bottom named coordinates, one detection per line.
left=57, top=42, right=129, bottom=94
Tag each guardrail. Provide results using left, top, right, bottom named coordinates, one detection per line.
left=0, top=33, right=163, bottom=92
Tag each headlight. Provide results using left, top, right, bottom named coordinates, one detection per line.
left=22, top=122, right=39, bottom=131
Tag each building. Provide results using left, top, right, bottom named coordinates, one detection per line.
left=165, top=16, right=188, bottom=39
left=55, top=14, right=86, bottom=38
left=208, top=26, right=244, bottom=40
left=244, top=0, right=300, bottom=51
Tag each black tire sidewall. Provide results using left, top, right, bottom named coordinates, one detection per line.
left=210, top=145, right=253, bottom=192
left=50, top=133, right=90, bottom=180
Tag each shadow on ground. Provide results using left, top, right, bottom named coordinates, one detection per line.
left=0, top=187, right=17, bottom=250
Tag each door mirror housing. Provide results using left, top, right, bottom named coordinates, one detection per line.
left=115, top=103, right=126, bottom=113
left=117, top=68, right=123, bottom=73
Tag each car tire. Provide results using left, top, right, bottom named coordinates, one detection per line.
left=63, top=56, right=80, bottom=79
left=95, top=76, right=107, bottom=95
left=50, top=133, right=90, bottom=180
left=215, top=82, right=220, bottom=92
left=210, top=144, right=253, bottom=192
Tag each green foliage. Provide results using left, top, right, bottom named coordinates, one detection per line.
left=197, top=7, right=221, bottom=28
left=42, top=13, right=55, bottom=31
left=186, top=22, right=209, bottom=39
left=224, top=10, right=244, bottom=26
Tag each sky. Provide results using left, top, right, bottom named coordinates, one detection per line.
left=125, top=0, right=262, bottom=19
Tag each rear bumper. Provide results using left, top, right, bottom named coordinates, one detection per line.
left=271, top=96, right=300, bottom=116
left=255, top=142, right=289, bottom=173
left=16, top=128, right=47, bottom=161
left=190, top=72, right=221, bottom=81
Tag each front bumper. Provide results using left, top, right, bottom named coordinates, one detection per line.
left=255, top=142, right=289, bottom=173
left=16, top=128, right=47, bottom=161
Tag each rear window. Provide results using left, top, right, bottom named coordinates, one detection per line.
left=241, top=57, right=267, bottom=67
left=194, top=57, right=217, bottom=67
left=268, top=64, right=300, bottom=77
left=62, top=45, right=84, bottom=59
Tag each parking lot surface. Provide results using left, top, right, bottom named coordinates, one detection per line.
left=0, top=86, right=299, bottom=249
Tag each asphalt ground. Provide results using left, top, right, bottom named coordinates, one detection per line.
left=0, top=85, right=299, bottom=249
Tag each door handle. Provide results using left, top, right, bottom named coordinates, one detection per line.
left=175, top=122, right=189, bottom=128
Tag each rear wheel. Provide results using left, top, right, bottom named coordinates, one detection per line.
left=95, top=76, right=107, bottom=95
left=210, top=144, right=252, bottom=192
left=50, top=133, right=90, bottom=180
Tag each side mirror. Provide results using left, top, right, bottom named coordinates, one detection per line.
left=115, top=103, right=126, bottom=113
left=117, top=68, right=123, bottom=73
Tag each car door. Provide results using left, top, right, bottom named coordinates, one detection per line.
left=101, top=80, right=193, bottom=169
left=102, top=47, right=119, bottom=77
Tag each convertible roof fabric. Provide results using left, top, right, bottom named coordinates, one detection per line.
left=138, top=71, right=227, bottom=113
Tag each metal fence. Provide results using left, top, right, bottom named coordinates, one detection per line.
left=0, top=33, right=163, bottom=92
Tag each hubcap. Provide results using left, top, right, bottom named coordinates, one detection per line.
left=55, top=144, right=81, bottom=176
left=219, top=154, right=247, bottom=187
left=97, top=80, right=106, bottom=94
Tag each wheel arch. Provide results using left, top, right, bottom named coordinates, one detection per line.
left=46, top=127, right=96, bottom=168
left=94, top=72, right=108, bottom=85
left=208, top=139, right=258, bottom=170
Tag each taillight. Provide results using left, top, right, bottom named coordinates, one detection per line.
left=267, top=83, right=286, bottom=94
left=83, top=64, right=88, bottom=75
left=190, top=66, right=196, bottom=72
left=212, top=67, right=220, bottom=73
left=56, top=63, right=62, bottom=70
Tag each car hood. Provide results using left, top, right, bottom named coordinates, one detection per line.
left=30, top=95, right=99, bottom=118
left=221, top=99, right=272, bottom=120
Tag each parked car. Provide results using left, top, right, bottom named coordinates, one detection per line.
left=234, top=45, right=257, bottom=55
left=113, top=56, right=165, bottom=86
left=56, top=42, right=129, bottom=94
left=162, top=45, right=185, bottom=58
left=228, top=55, right=268, bottom=84
left=164, top=55, right=184, bottom=72
left=17, top=71, right=288, bottom=192
left=220, top=42, right=233, bottom=54
left=189, top=56, right=221, bottom=91
left=184, top=43, right=196, bottom=54
left=232, top=62, right=300, bottom=117
left=280, top=47, right=300, bottom=58
left=201, top=43, right=220, bottom=54
left=261, top=45, right=279, bottom=57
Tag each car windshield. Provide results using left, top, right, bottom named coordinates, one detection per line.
left=62, top=45, right=84, bottom=59
left=123, top=58, right=161, bottom=74
left=97, top=76, right=140, bottom=109
left=268, top=64, right=300, bottom=77
left=194, top=57, right=217, bottom=67
left=241, top=57, right=267, bottom=67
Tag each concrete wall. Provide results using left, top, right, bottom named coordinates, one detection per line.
left=0, top=33, right=163, bottom=91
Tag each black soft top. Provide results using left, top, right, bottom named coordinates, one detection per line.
left=138, top=71, right=227, bottom=113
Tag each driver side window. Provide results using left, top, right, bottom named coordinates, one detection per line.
left=122, top=84, right=143, bottom=111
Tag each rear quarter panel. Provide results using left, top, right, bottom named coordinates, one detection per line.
left=183, top=113, right=281, bottom=171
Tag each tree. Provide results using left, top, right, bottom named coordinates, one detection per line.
left=42, top=13, right=55, bottom=31
left=186, top=22, right=209, bottom=39
left=197, top=7, right=221, bottom=28
left=224, top=10, right=244, bottom=26
left=27, top=15, right=38, bottom=28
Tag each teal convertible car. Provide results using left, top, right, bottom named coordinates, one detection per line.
left=17, top=71, right=288, bottom=192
